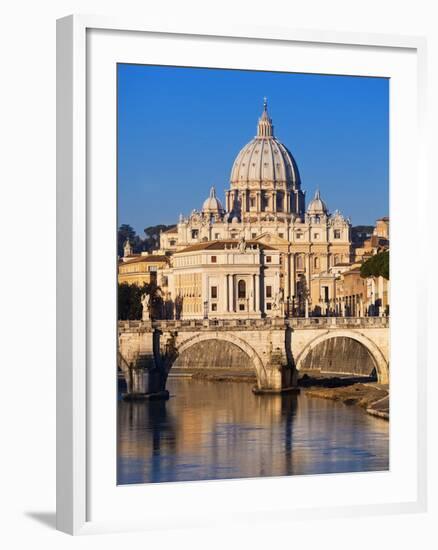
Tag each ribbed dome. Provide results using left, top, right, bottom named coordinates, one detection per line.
left=307, top=189, right=328, bottom=215
left=230, top=100, right=301, bottom=188
left=202, top=186, right=224, bottom=213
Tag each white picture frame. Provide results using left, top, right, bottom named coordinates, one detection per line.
left=56, top=15, right=428, bottom=535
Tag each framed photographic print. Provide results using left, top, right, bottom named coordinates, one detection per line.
left=57, top=15, right=427, bottom=535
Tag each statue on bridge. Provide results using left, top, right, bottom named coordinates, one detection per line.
left=141, top=292, right=151, bottom=321
left=273, top=288, right=285, bottom=317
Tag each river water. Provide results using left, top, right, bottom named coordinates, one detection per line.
left=117, top=377, right=389, bottom=485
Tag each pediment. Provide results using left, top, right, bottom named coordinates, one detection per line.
left=253, top=232, right=290, bottom=246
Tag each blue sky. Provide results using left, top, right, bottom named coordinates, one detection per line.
left=118, top=64, right=389, bottom=235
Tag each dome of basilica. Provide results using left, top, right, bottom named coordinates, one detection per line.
left=307, top=189, right=328, bottom=215
left=230, top=100, right=301, bottom=189
left=202, top=186, right=224, bottom=214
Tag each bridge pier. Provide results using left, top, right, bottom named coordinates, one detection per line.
left=118, top=325, right=170, bottom=400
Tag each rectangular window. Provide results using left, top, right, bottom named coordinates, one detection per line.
left=191, top=229, right=199, bottom=239
left=211, top=256, right=217, bottom=263
left=214, top=233, right=220, bottom=240
left=266, top=256, right=272, bottom=263
left=211, top=286, right=218, bottom=299
left=266, top=303, right=272, bottom=310
left=314, top=233, right=319, bottom=239
left=211, top=303, right=217, bottom=312
left=296, top=232, right=302, bottom=239
left=252, top=233, right=257, bottom=239
left=266, top=285, right=272, bottom=298
left=279, top=233, right=284, bottom=239
left=334, top=229, right=341, bottom=239
left=239, top=304, right=245, bottom=311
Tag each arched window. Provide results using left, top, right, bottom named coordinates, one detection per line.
left=238, top=280, right=246, bottom=299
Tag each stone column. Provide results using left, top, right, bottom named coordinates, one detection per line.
left=306, top=253, right=312, bottom=316
left=201, top=273, right=209, bottom=317
left=371, top=277, right=376, bottom=314
left=284, top=253, right=290, bottom=301
left=249, top=274, right=255, bottom=312
left=241, top=190, right=246, bottom=213
left=225, top=274, right=230, bottom=313
left=227, top=275, right=232, bottom=312
left=255, top=273, right=260, bottom=313
left=290, top=253, right=295, bottom=304
left=306, top=253, right=311, bottom=287
left=378, top=276, right=384, bottom=316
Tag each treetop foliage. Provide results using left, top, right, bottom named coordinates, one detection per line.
left=118, top=281, right=163, bottom=320
left=117, top=223, right=174, bottom=257
left=360, top=250, right=389, bottom=280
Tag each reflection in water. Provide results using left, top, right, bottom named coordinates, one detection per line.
left=117, top=378, right=389, bottom=484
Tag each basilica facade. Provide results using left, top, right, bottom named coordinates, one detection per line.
left=153, top=101, right=353, bottom=319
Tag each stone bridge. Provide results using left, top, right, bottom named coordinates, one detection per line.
left=118, top=317, right=389, bottom=397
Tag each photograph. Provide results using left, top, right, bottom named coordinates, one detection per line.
left=116, top=64, right=390, bottom=485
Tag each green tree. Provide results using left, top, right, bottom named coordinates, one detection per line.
left=118, top=224, right=149, bottom=257
left=118, top=282, right=163, bottom=320
left=118, top=224, right=137, bottom=257
left=360, top=251, right=389, bottom=280
left=143, top=224, right=175, bottom=252
left=351, top=225, right=374, bottom=244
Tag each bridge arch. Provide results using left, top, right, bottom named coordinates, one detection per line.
left=167, top=332, right=269, bottom=388
left=295, top=329, right=389, bottom=384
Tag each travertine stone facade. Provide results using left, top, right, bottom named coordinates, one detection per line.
left=158, top=101, right=352, bottom=317
left=165, top=239, right=282, bottom=319
left=118, top=246, right=169, bottom=286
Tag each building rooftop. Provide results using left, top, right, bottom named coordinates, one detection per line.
left=119, top=254, right=169, bottom=265
left=175, top=240, right=277, bottom=254
left=162, top=226, right=178, bottom=234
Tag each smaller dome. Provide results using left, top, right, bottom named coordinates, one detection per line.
left=202, top=186, right=224, bottom=214
left=307, top=189, right=328, bottom=215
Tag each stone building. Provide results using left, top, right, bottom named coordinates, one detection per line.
left=333, top=265, right=389, bottom=317
left=118, top=239, right=169, bottom=286
left=374, top=217, right=389, bottom=239
left=158, top=101, right=352, bottom=318
left=164, top=238, right=283, bottom=319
